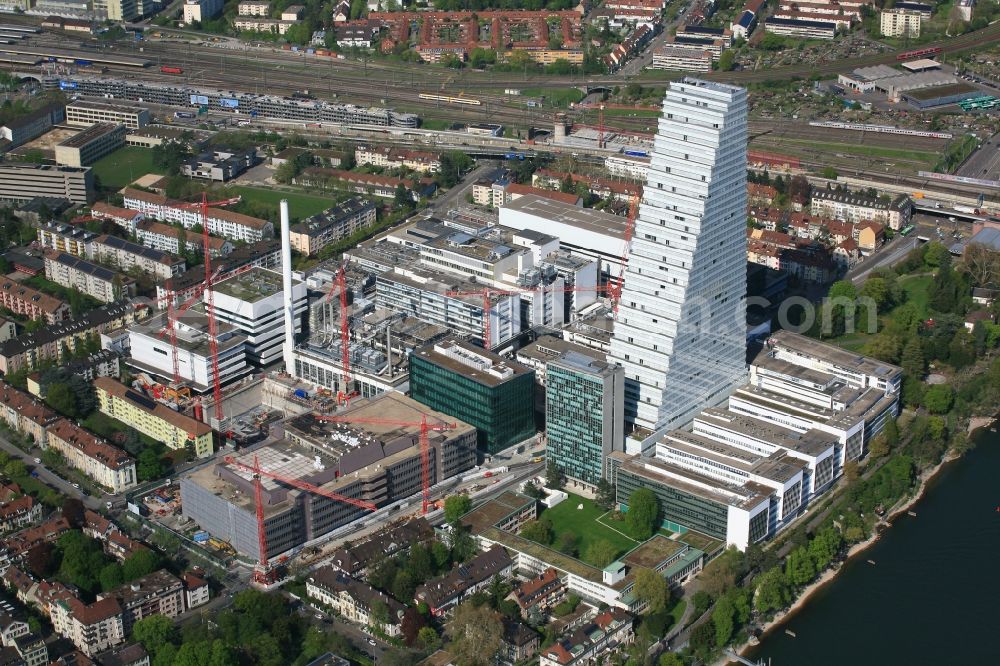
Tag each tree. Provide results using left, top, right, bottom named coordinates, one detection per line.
left=784, top=546, right=815, bottom=586
left=624, top=488, right=659, bottom=540
left=122, top=548, right=161, bottom=581
left=717, top=49, right=735, bottom=71
left=520, top=518, right=553, bottom=545
left=962, top=242, right=1000, bottom=287
left=583, top=539, right=618, bottom=568
left=632, top=568, right=668, bottom=613
left=99, top=563, right=123, bottom=591
left=690, top=619, right=717, bottom=661
left=137, top=448, right=164, bottom=482
left=133, top=615, right=176, bottom=657
left=400, top=607, right=426, bottom=646
left=444, top=494, right=472, bottom=524
left=417, top=626, right=441, bottom=652
left=924, top=242, right=952, bottom=269
left=3, top=460, right=25, bottom=479
left=884, top=418, right=899, bottom=447
left=659, top=654, right=685, bottom=666
left=821, top=166, right=839, bottom=180
left=62, top=497, right=86, bottom=527
left=868, top=432, right=890, bottom=458
left=901, top=335, right=926, bottom=379
left=394, top=182, right=413, bottom=209
left=544, top=461, right=565, bottom=490
left=595, top=478, right=615, bottom=510
left=700, top=547, right=745, bottom=597
left=923, top=384, right=954, bottom=414
left=755, top=566, right=792, bottom=612
left=447, top=603, right=503, bottom=666
left=712, top=594, right=735, bottom=647
left=45, top=383, right=78, bottom=418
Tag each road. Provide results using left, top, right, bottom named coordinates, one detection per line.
left=847, top=234, right=919, bottom=285
left=956, top=133, right=1000, bottom=182
left=0, top=433, right=105, bottom=510
left=430, top=161, right=499, bottom=213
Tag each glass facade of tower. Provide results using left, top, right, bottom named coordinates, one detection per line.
left=609, top=78, right=749, bottom=438
left=409, top=352, right=535, bottom=454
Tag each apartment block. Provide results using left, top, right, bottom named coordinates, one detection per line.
left=650, top=47, right=713, bottom=72
left=122, top=188, right=273, bottom=242
left=0, top=164, right=94, bottom=205
left=36, top=222, right=97, bottom=258
left=0, top=278, right=70, bottom=324
left=44, top=419, right=136, bottom=493
left=810, top=189, right=911, bottom=231
left=306, top=569, right=405, bottom=636
left=237, top=0, right=270, bottom=14
left=43, top=251, right=134, bottom=303
left=92, top=235, right=185, bottom=280
left=0, top=380, right=60, bottom=448
left=66, top=101, right=149, bottom=129
left=105, top=570, right=184, bottom=633
left=763, top=16, right=837, bottom=38
left=94, top=377, right=214, bottom=459
left=355, top=145, right=442, bottom=173
left=880, top=7, right=924, bottom=36
left=54, top=124, right=126, bottom=168
left=90, top=202, right=145, bottom=234
left=415, top=546, right=513, bottom=616
left=289, top=198, right=377, bottom=256
left=135, top=220, right=233, bottom=258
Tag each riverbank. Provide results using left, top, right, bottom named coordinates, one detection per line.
left=720, top=442, right=969, bottom=665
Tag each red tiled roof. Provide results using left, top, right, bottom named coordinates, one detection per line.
left=47, top=419, right=133, bottom=471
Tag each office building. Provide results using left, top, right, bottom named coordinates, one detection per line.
left=209, top=267, right=307, bottom=366
left=65, top=101, right=149, bottom=130
left=36, top=222, right=97, bottom=258
left=0, top=102, right=64, bottom=150
left=44, top=419, right=136, bottom=493
left=0, top=278, right=70, bottom=324
left=609, top=78, right=749, bottom=442
left=126, top=310, right=249, bottom=393
left=54, top=124, right=126, bottom=168
left=545, top=352, right=624, bottom=487
left=136, top=220, right=234, bottom=258
left=289, top=198, right=377, bottom=256
left=180, top=392, right=476, bottom=559
left=92, top=235, right=185, bottom=280
left=0, top=302, right=148, bottom=374
left=43, top=251, right=135, bottom=303
left=94, top=377, right=214, bottom=459
left=409, top=337, right=536, bottom=454
left=179, top=148, right=259, bottom=182
left=156, top=239, right=280, bottom=307
left=0, top=164, right=94, bottom=205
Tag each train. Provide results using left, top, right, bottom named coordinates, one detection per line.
left=623, top=149, right=649, bottom=158
left=174, top=111, right=195, bottom=119
left=807, top=121, right=952, bottom=140
left=897, top=46, right=942, bottom=61
left=160, top=65, right=183, bottom=75
left=418, top=92, right=482, bottom=106
left=504, top=152, right=526, bottom=160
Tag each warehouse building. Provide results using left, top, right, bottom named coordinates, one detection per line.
left=180, top=392, right=476, bottom=559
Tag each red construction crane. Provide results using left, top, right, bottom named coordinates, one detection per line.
left=223, top=453, right=378, bottom=584
left=445, top=283, right=607, bottom=349
left=598, top=104, right=606, bottom=150
left=609, top=194, right=640, bottom=316
left=314, top=414, right=458, bottom=514
left=322, top=267, right=354, bottom=394
left=172, top=194, right=241, bottom=424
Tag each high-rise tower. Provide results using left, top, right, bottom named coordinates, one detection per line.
left=610, top=78, right=748, bottom=443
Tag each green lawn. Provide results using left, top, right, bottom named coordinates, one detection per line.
left=541, top=493, right=638, bottom=564
left=899, top=274, right=933, bottom=319
left=519, top=87, right=585, bottom=107
left=756, top=138, right=937, bottom=167
left=669, top=598, right=687, bottom=627
left=227, top=186, right=340, bottom=218
left=90, top=146, right=158, bottom=190
left=420, top=118, right=454, bottom=131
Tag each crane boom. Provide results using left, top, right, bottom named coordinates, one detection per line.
left=224, top=455, right=378, bottom=512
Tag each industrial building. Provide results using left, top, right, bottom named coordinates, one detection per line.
left=65, top=101, right=150, bottom=129
left=545, top=351, right=624, bottom=487
left=610, top=78, right=749, bottom=443
left=179, top=392, right=476, bottom=559
left=209, top=267, right=307, bottom=366
left=54, top=123, right=126, bottom=168
left=0, top=164, right=94, bottom=205
left=409, top=337, right=536, bottom=454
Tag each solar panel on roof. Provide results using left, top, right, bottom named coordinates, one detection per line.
left=124, top=390, right=157, bottom=410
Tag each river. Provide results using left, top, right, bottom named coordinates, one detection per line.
left=745, top=426, right=1000, bottom=666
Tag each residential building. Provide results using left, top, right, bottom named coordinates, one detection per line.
left=0, top=497, right=43, bottom=532
left=507, top=568, right=565, bottom=619
left=36, top=222, right=97, bottom=259
left=135, top=220, right=233, bottom=258
left=414, top=546, right=514, bottom=616
left=0, top=103, right=64, bottom=150
left=209, top=267, right=307, bottom=366
left=545, top=352, right=624, bottom=486
left=54, top=124, right=126, bottom=168
left=0, top=317, right=12, bottom=344
left=104, top=570, right=184, bottom=633
left=295, top=168, right=437, bottom=201
left=94, top=377, right=214, bottom=459
left=91, top=203, right=145, bottom=234
left=0, top=278, right=70, bottom=324
left=810, top=189, right=912, bottom=231
left=539, top=609, right=634, bottom=666
left=763, top=16, right=837, bottom=39
left=0, top=164, right=94, bottom=205
left=409, top=338, right=535, bottom=454
left=0, top=302, right=147, bottom=375
left=179, top=148, right=259, bottom=182
left=48, top=593, right=125, bottom=658
left=605, top=155, right=651, bottom=180
left=95, top=643, right=148, bottom=666
left=0, top=615, right=29, bottom=648
left=880, top=7, right=924, bottom=36
left=289, top=198, right=377, bottom=256
left=183, top=0, right=223, bottom=22
left=500, top=620, right=539, bottom=665
left=355, top=146, right=441, bottom=174
left=43, top=251, right=135, bottom=303
left=93, top=235, right=185, bottom=279
left=11, top=632, right=46, bottom=666
left=330, top=518, right=433, bottom=576
left=182, top=571, right=210, bottom=609
left=609, top=78, right=749, bottom=443
left=180, top=393, right=477, bottom=559
left=237, top=0, right=270, bottom=14
left=122, top=188, right=274, bottom=242
left=65, top=102, right=148, bottom=129
left=306, top=569, right=405, bottom=636
left=650, top=47, right=713, bottom=72
left=233, top=17, right=297, bottom=33
left=44, top=419, right=137, bottom=493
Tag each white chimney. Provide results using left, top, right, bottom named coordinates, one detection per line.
left=280, top=199, right=296, bottom=374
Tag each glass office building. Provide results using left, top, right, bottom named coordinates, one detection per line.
left=545, top=351, right=624, bottom=486
left=409, top=338, right=535, bottom=454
